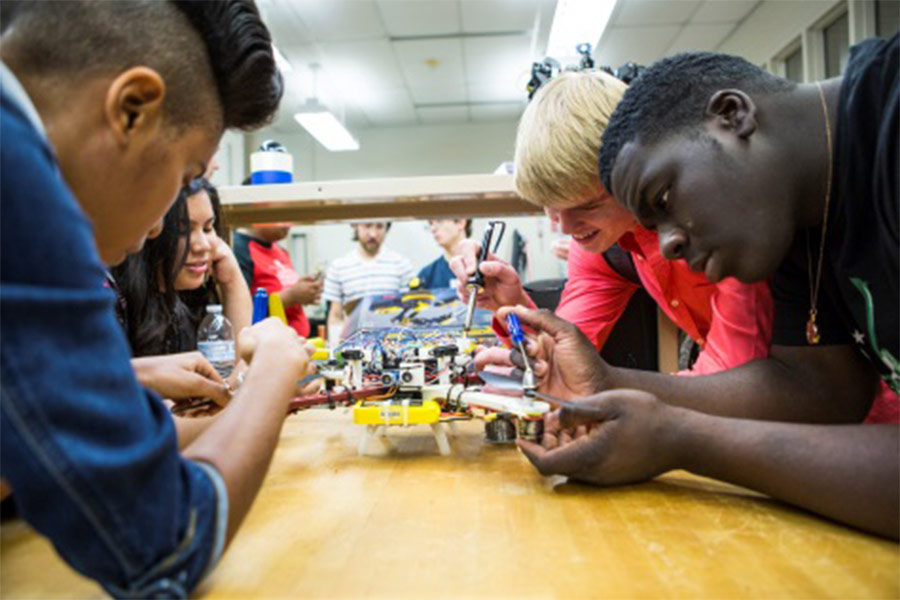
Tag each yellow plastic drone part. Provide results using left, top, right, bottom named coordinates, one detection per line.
left=310, top=348, right=330, bottom=361
left=353, top=399, right=442, bottom=426
left=268, top=293, right=288, bottom=325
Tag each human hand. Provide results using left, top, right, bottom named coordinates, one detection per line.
left=551, top=237, right=571, bottom=261
left=449, top=239, right=531, bottom=311
left=498, top=306, right=611, bottom=400
left=295, top=369, right=323, bottom=397
left=132, top=352, right=231, bottom=406
left=285, top=275, right=323, bottom=306
left=238, top=318, right=309, bottom=374
left=209, top=236, right=242, bottom=286
left=473, top=345, right=518, bottom=373
left=518, top=389, right=685, bottom=486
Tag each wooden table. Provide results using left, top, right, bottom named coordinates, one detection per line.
left=2, top=411, right=898, bottom=599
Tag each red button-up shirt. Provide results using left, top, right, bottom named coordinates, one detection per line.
left=557, top=227, right=773, bottom=376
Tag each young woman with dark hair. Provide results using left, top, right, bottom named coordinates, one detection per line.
left=114, top=178, right=252, bottom=362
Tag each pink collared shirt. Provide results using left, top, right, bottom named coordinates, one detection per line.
left=557, top=227, right=773, bottom=375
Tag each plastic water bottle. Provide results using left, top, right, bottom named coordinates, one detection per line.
left=197, top=304, right=235, bottom=378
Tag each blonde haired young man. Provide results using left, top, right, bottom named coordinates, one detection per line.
left=454, top=69, right=896, bottom=421
left=454, top=70, right=774, bottom=377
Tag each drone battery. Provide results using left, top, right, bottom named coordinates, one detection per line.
left=353, top=399, right=441, bottom=426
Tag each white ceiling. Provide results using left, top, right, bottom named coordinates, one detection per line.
left=596, top=0, right=760, bottom=66
left=260, top=0, right=761, bottom=133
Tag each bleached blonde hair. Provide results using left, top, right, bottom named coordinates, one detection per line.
left=514, top=70, right=627, bottom=208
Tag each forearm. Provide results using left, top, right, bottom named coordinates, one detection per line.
left=327, top=302, right=344, bottom=343
left=220, top=279, right=252, bottom=341
left=132, top=357, right=158, bottom=389
left=173, top=415, right=216, bottom=449
left=673, top=411, right=899, bottom=539
left=182, top=345, right=298, bottom=544
left=280, top=285, right=300, bottom=308
left=607, top=349, right=875, bottom=423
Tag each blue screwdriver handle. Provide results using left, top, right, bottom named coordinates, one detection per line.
left=506, top=313, right=525, bottom=344
left=251, top=287, right=269, bottom=324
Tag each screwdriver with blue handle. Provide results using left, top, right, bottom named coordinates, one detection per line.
left=506, top=312, right=537, bottom=397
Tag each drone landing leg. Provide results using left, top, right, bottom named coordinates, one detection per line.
left=359, top=425, right=393, bottom=456
left=431, top=423, right=451, bottom=456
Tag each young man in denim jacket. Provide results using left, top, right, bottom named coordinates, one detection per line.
left=1, top=2, right=309, bottom=596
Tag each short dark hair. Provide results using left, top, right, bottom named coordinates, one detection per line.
left=463, top=219, right=472, bottom=237
left=1, top=0, right=282, bottom=131
left=598, top=52, right=794, bottom=192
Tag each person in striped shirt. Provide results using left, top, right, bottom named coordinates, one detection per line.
left=323, top=222, right=415, bottom=341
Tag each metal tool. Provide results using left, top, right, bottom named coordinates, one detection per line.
left=534, top=392, right=606, bottom=421
left=506, top=312, right=536, bottom=397
left=463, top=220, right=506, bottom=334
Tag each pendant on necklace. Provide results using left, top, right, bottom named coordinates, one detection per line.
left=806, top=309, right=820, bottom=344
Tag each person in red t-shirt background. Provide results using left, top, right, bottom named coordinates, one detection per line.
left=233, top=224, right=322, bottom=337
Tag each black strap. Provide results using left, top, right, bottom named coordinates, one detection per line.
left=602, top=243, right=641, bottom=286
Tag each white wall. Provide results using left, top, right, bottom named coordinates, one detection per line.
left=246, top=119, right=519, bottom=181
left=239, top=119, right=569, bottom=295
left=717, top=0, right=842, bottom=65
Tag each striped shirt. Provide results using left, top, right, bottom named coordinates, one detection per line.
left=323, top=247, right=415, bottom=306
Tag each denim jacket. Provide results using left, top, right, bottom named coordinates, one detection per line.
left=0, top=67, right=227, bottom=598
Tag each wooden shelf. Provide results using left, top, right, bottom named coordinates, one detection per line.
left=218, top=173, right=542, bottom=226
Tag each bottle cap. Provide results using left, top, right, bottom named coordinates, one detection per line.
left=206, top=304, right=223, bottom=314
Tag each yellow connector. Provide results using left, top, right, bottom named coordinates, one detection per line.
left=353, top=399, right=442, bottom=426
left=310, top=348, right=330, bottom=361
left=268, top=293, right=288, bottom=325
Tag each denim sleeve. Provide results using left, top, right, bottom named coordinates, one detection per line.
left=0, top=103, right=228, bottom=598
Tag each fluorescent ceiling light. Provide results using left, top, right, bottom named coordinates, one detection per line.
left=546, top=0, right=618, bottom=59
left=294, top=101, right=359, bottom=152
left=272, top=44, right=293, bottom=74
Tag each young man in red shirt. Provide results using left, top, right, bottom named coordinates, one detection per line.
left=454, top=69, right=896, bottom=422
left=234, top=224, right=322, bottom=337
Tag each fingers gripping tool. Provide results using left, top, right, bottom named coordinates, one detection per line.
left=463, top=220, right=506, bottom=334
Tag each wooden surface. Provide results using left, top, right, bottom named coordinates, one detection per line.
left=218, top=173, right=542, bottom=227
left=2, top=411, right=898, bottom=599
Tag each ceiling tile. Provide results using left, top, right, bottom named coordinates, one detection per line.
left=665, top=23, right=736, bottom=55
left=417, top=106, right=470, bottom=123
left=467, top=83, right=527, bottom=103
left=318, top=39, right=406, bottom=92
left=394, top=38, right=466, bottom=90
left=470, top=103, right=524, bottom=122
left=595, top=25, right=681, bottom=66
left=614, top=0, right=702, bottom=26
left=409, top=85, right=468, bottom=104
left=265, top=0, right=316, bottom=45
left=463, top=34, right=534, bottom=85
left=357, top=88, right=417, bottom=125
left=692, top=0, right=759, bottom=24
left=288, top=0, right=385, bottom=42
left=377, top=0, right=460, bottom=37
left=273, top=44, right=318, bottom=101
left=461, top=0, right=539, bottom=33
